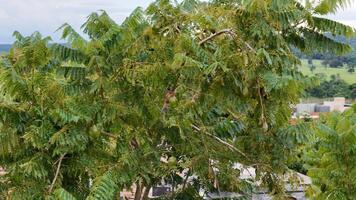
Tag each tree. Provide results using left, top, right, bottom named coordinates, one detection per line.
left=0, top=0, right=354, bottom=199
left=308, top=59, right=316, bottom=72
left=347, top=64, right=355, bottom=73
left=322, top=59, right=329, bottom=68
left=309, top=65, right=316, bottom=72
left=305, top=105, right=356, bottom=200
left=348, top=83, right=356, bottom=99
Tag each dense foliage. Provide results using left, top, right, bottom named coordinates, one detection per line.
left=304, top=105, right=356, bottom=200
left=0, top=0, right=354, bottom=199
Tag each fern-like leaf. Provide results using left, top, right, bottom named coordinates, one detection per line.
left=51, top=44, right=87, bottom=63
left=52, top=188, right=78, bottom=200
left=315, top=0, right=352, bottom=14
left=57, top=23, right=87, bottom=51
left=310, top=16, right=356, bottom=38
left=86, top=171, right=119, bottom=200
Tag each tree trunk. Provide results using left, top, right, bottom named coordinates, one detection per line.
left=141, top=186, right=151, bottom=200
left=134, top=182, right=143, bottom=200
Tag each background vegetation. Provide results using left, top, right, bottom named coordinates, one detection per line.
left=299, top=59, right=355, bottom=84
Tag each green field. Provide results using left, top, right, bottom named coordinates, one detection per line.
left=299, top=59, right=356, bottom=84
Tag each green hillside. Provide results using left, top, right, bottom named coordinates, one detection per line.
left=299, top=59, right=356, bottom=84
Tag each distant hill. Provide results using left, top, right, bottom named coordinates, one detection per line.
left=0, top=44, right=11, bottom=53
left=332, top=35, right=356, bottom=48
left=1, top=44, right=68, bottom=54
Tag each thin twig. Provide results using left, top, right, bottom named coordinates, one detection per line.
left=244, top=41, right=257, bottom=53
left=101, top=131, right=118, bottom=139
left=49, top=154, right=66, bottom=194
left=209, top=159, right=220, bottom=192
left=191, top=124, right=248, bottom=159
left=227, top=109, right=243, bottom=120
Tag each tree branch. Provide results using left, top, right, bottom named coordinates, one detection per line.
left=199, top=29, right=236, bottom=45
left=199, top=28, right=256, bottom=54
left=182, top=169, right=190, bottom=190
left=243, top=41, right=256, bottom=53
left=141, top=186, right=151, bottom=200
left=134, top=181, right=143, bottom=200
left=191, top=124, right=248, bottom=159
left=49, top=154, right=65, bottom=194
left=257, top=80, right=268, bottom=132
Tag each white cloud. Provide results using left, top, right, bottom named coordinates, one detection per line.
left=0, top=10, right=10, bottom=20
left=327, top=7, right=356, bottom=28
left=0, top=0, right=355, bottom=43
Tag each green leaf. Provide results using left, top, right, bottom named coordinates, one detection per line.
left=52, top=188, right=77, bottom=200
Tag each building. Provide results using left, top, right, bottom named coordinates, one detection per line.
left=294, top=97, right=351, bottom=119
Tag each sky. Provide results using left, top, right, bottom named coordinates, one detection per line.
left=0, top=0, right=355, bottom=44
